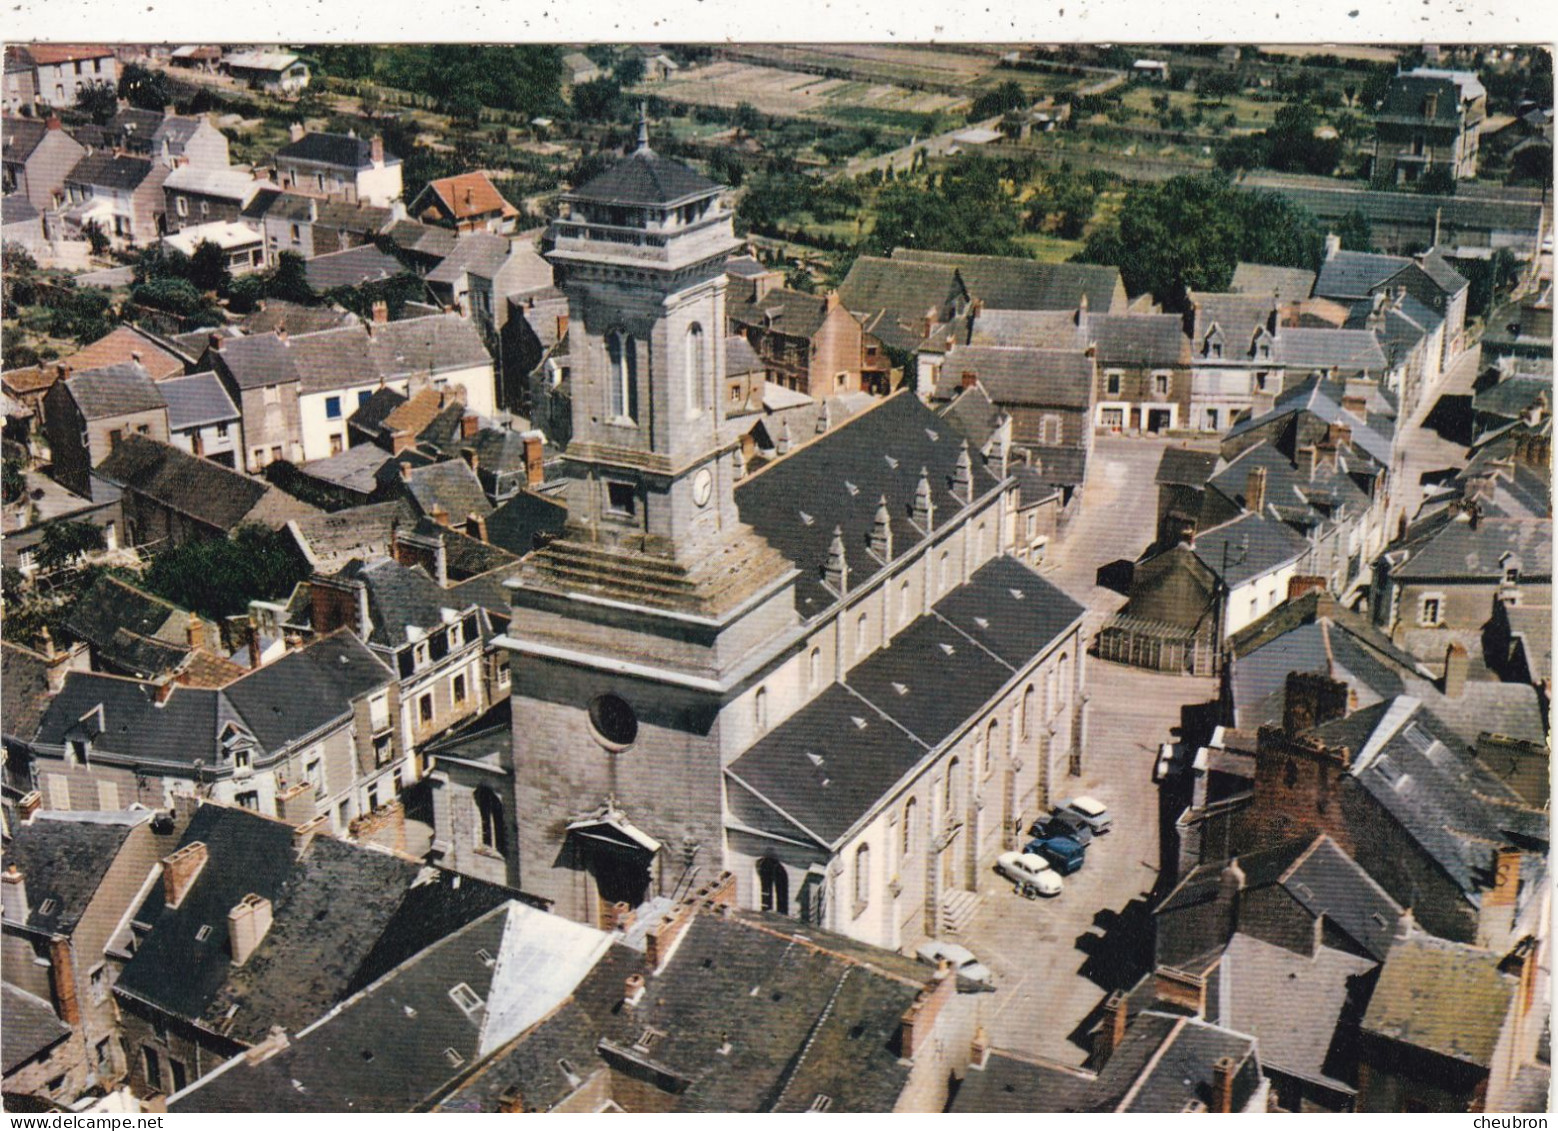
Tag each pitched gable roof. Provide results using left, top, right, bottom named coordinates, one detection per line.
left=893, top=247, right=1125, bottom=312
left=419, top=171, right=519, bottom=223
left=1362, top=932, right=1515, bottom=1067
left=275, top=131, right=397, bottom=169
left=94, top=434, right=316, bottom=531
left=62, top=361, right=167, bottom=419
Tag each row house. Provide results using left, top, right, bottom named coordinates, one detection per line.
left=158, top=371, right=241, bottom=466
left=241, top=188, right=397, bottom=265
left=59, top=151, right=170, bottom=247
left=1373, top=68, right=1487, bottom=185
left=42, top=361, right=170, bottom=499
left=162, top=165, right=273, bottom=233
left=1, top=114, right=85, bottom=211
left=727, top=264, right=874, bottom=397
left=20, top=631, right=399, bottom=832
left=107, top=108, right=230, bottom=172
left=272, top=126, right=402, bottom=207
left=424, top=231, right=552, bottom=337
left=205, top=313, right=496, bottom=471
left=4, top=44, right=117, bottom=111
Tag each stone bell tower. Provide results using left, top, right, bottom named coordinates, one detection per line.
left=504, top=114, right=799, bottom=925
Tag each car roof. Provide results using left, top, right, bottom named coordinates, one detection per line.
left=1069, top=795, right=1107, bottom=814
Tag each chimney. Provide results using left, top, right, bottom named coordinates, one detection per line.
left=1443, top=641, right=1469, bottom=698
left=49, top=935, right=80, bottom=1026
left=391, top=430, right=415, bottom=455
left=899, top=959, right=958, bottom=1060
left=611, top=901, right=636, bottom=932
left=816, top=399, right=831, bottom=435
left=776, top=418, right=792, bottom=456
left=1326, top=421, right=1352, bottom=449
left=430, top=503, right=450, bottom=528
left=245, top=619, right=262, bottom=670
left=17, top=791, right=42, bottom=822
left=371, top=300, right=388, bottom=324
left=161, top=841, right=209, bottom=909
left=465, top=513, right=488, bottom=543
left=1395, top=906, right=1417, bottom=940
left=953, top=440, right=973, bottom=502
left=1340, top=394, right=1367, bottom=420
left=1, top=866, right=28, bottom=923
left=460, top=413, right=480, bottom=439
left=970, top=1025, right=991, bottom=1071
left=154, top=679, right=176, bottom=706
left=1467, top=500, right=1482, bottom=531
left=185, top=615, right=206, bottom=651
left=732, top=442, right=747, bottom=481
left=207, top=332, right=223, bottom=353
left=370, top=135, right=385, bottom=165
left=228, top=893, right=274, bottom=965
left=623, top=973, right=646, bottom=1008
left=1245, top=465, right=1267, bottom=513
left=276, top=325, right=288, bottom=344
left=288, top=122, right=305, bottom=143
left=522, top=430, right=544, bottom=488
left=460, top=446, right=480, bottom=474
left=555, top=312, right=569, bottom=340
left=244, top=1026, right=291, bottom=1066
left=1220, top=857, right=1247, bottom=926
left=823, top=526, right=849, bottom=595
left=45, top=116, right=62, bottom=132
left=1283, top=672, right=1351, bottom=735
left=912, top=466, right=935, bottom=532
left=1324, top=232, right=1342, bottom=260
left=869, top=495, right=893, bottom=561
left=1299, top=443, right=1320, bottom=481
left=399, top=460, right=414, bottom=483
left=1212, top=1055, right=1238, bottom=1113
left=960, top=370, right=978, bottom=390
left=1093, top=991, right=1129, bottom=1067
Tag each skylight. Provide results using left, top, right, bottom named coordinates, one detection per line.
left=449, top=982, right=484, bottom=1014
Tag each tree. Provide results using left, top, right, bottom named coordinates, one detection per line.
left=188, top=240, right=232, bottom=295
left=613, top=53, right=646, bottom=87
left=867, top=158, right=1024, bottom=258
left=970, top=80, right=1029, bottom=120
left=1197, top=70, right=1241, bottom=104
left=75, top=81, right=120, bottom=125
left=1415, top=166, right=1456, bottom=196
left=267, top=252, right=316, bottom=305
left=34, top=519, right=107, bottom=573
left=1333, top=209, right=1373, bottom=252
left=136, top=525, right=310, bottom=622
left=82, top=220, right=110, bottom=257
left=1075, top=174, right=1323, bottom=308
left=572, top=77, right=624, bottom=122
left=117, top=62, right=173, bottom=112
left=2, top=456, right=24, bottom=505
left=1264, top=103, right=1342, bottom=175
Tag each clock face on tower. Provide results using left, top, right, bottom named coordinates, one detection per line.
left=692, top=467, right=713, bottom=508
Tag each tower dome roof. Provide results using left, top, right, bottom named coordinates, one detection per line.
left=566, top=146, right=722, bottom=209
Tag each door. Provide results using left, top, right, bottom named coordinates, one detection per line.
left=1147, top=408, right=1172, bottom=433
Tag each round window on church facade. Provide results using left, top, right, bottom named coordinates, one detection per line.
left=588, top=693, right=639, bottom=750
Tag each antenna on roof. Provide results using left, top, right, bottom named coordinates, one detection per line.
left=635, top=102, right=650, bottom=154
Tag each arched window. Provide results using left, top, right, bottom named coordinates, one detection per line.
left=757, top=856, right=789, bottom=915
left=853, top=843, right=871, bottom=910
left=475, top=787, right=506, bottom=857
left=977, top=521, right=987, bottom=561
left=607, top=330, right=638, bottom=422
left=856, top=611, right=869, bottom=655
left=902, top=797, right=917, bottom=856
left=1058, top=653, right=1070, bottom=708
left=900, top=579, right=912, bottom=625
left=809, top=646, right=822, bottom=689
left=684, top=323, right=706, bottom=417
left=944, top=757, right=960, bottom=815
left=755, top=686, right=769, bottom=733
left=1021, top=685, right=1034, bottom=739
left=985, top=719, right=999, bottom=776
left=939, top=550, right=950, bottom=594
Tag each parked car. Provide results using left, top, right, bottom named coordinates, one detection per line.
left=915, top=940, right=994, bottom=987
left=1062, top=795, right=1112, bottom=835
left=1029, top=810, right=1093, bottom=847
left=1025, top=834, right=1086, bottom=875
left=995, top=850, right=1063, bottom=896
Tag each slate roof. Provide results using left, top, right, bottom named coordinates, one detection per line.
left=1473, top=374, right=1550, bottom=420
left=484, top=490, right=568, bottom=556
left=330, top=557, right=464, bottom=648
left=1226, top=376, right=1395, bottom=467
left=1230, top=263, right=1317, bottom=303
left=1, top=116, right=55, bottom=163
left=425, top=232, right=511, bottom=286
left=1, top=641, right=54, bottom=742
left=63, top=362, right=167, bottom=420
left=1190, top=292, right=1277, bottom=353
left=1, top=813, right=145, bottom=936
left=401, top=457, right=494, bottom=523
left=94, top=434, right=315, bottom=532
left=1315, top=249, right=1415, bottom=300
left=1380, top=74, right=1467, bottom=124
left=729, top=558, right=1080, bottom=846
left=729, top=287, right=834, bottom=340
left=275, top=131, right=397, bottom=170
left=296, top=442, right=398, bottom=496
left=958, top=308, right=1081, bottom=350
left=937, top=382, right=1006, bottom=452
left=287, top=499, right=418, bottom=570
left=945, top=1050, right=1096, bottom=1112
left=65, top=151, right=160, bottom=192
left=932, top=345, right=1094, bottom=408
left=1156, top=447, right=1220, bottom=487
left=159, top=371, right=238, bottom=430
left=1117, top=1015, right=1260, bottom=1113
left=893, top=248, right=1124, bottom=313
left=439, top=908, right=934, bottom=1113
left=1237, top=178, right=1546, bottom=248
left=1276, top=327, right=1389, bottom=374
left=566, top=145, right=721, bottom=208
left=304, top=244, right=405, bottom=291
left=1188, top=511, right=1309, bottom=588
left=1, top=984, right=73, bottom=1075
left=1362, top=933, right=1515, bottom=1067
left=1390, top=514, right=1551, bottom=581
left=1212, top=440, right=1375, bottom=531
left=116, top=803, right=518, bottom=1046
left=735, top=391, right=1001, bottom=617
left=213, top=315, right=490, bottom=394
left=1281, top=835, right=1404, bottom=962
left=218, top=630, right=393, bottom=753
left=1086, top=313, right=1188, bottom=368
left=163, top=164, right=265, bottom=201
left=3, top=195, right=40, bottom=226
left=836, top=256, right=968, bottom=354
left=64, top=572, right=188, bottom=654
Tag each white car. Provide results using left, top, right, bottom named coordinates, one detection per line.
left=1063, top=795, right=1112, bottom=835
left=996, top=850, right=1063, bottom=897
left=914, top=941, right=994, bottom=987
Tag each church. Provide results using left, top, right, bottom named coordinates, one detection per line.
left=467, top=125, right=1091, bottom=951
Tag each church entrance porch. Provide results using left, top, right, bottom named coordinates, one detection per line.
left=566, top=807, right=661, bottom=930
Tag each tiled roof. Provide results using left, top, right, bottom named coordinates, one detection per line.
left=304, top=244, right=405, bottom=291
left=729, top=286, right=834, bottom=340
left=94, top=434, right=315, bottom=531
left=159, top=370, right=238, bottom=430
left=1, top=812, right=146, bottom=936
left=1230, top=262, right=1316, bottom=303
left=65, top=325, right=188, bottom=380
left=17, top=44, right=114, bottom=65
left=421, top=171, right=519, bottom=222
left=1, top=984, right=73, bottom=1074
left=62, top=361, right=166, bottom=420
left=1, top=641, right=54, bottom=742
left=1085, top=312, right=1188, bottom=368
left=1188, top=511, right=1309, bottom=588
left=1390, top=514, right=1551, bottom=581
left=66, top=151, right=161, bottom=192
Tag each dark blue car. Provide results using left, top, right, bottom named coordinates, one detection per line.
left=1024, top=834, right=1086, bottom=875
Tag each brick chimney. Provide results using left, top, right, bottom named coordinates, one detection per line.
left=154, top=678, right=176, bottom=706
left=522, top=430, right=544, bottom=487
left=1211, top=1055, right=1238, bottom=1113
left=961, top=370, right=978, bottom=390
left=465, top=513, right=488, bottom=543
left=1283, top=672, right=1350, bottom=735
left=49, top=935, right=79, bottom=1026
left=245, top=619, right=262, bottom=670
left=1443, top=641, right=1469, bottom=698
left=460, top=413, right=480, bottom=439
left=970, top=1025, right=991, bottom=1071
left=460, top=446, right=479, bottom=474
left=555, top=312, right=569, bottom=340
left=17, top=791, right=42, bottom=822
left=370, top=135, right=385, bottom=165
left=623, top=972, right=646, bottom=1007
left=1093, top=990, right=1129, bottom=1067
left=207, top=332, right=223, bottom=353
left=1299, top=443, right=1320, bottom=481
left=371, top=300, right=389, bottom=324
left=899, top=959, right=957, bottom=1060
left=1245, top=465, right=1267, bottom=513
left=1, top=865, right=28, bottom=923
left=1326, top=421, right=1352, bottom=449
left=289, top=122, right=305, bottom=143
left=430, top=503, right=450, bottom=528
left=1485, top=846, right=1522, bottom=912
left=399, top=461, right=414, bottom=483
left=45, top=116, right=62, bottom=132
left=162, top=841, right=209, bottom=909
left=185, top=615, right=205, bottom=651
left=228, top=893, right=274, bottom=965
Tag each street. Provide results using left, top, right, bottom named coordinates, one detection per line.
left=957, top=435, right=1221, bottom=1066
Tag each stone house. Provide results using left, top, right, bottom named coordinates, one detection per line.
left=6, top=45, right=117, bottom=111
left=59, top=151, right=170, bottom=247
left=42, top=362, right=170, bottom=499
left=1, top=114, right=86, bottom=211
left=1373, top=69, right=1487, bottom=184
left=410, top=171, right=520, bottom=234
left=158, top=371, right=241, bottom=466
left=162, top=166, right=271, bottom=233
left=726, top=273, right=871, bottom=397
left=241, top=189, right=396, bottom=265
left=221, top=50, right=310, bottom=94
left=272, top=127, right=402, bottom=207
left=1, top=809, right=184, bottom=1102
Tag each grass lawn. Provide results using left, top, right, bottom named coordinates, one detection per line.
left=1014, top=233, right=1085, bottom=262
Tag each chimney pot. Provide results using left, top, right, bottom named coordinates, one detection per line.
left=185, top=615, right=206, bottom=651
left=371, top=300, right=388, bottom=324
left=288, top=122, right=305, bottom=143
left=961, top=370, right=978, bottom=390
left=624, top=973, right=646, bottom=1007
left=228, top=893, right=274, bottom=965
left=162, top=841, right=209, bottom=909
left=370, top=135, right=385, bottom=165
